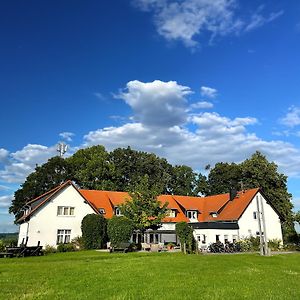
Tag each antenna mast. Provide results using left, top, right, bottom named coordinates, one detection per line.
left=57, top=142, right=68, bottom=157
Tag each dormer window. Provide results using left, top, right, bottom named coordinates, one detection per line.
left=210, top=212, right=218, bottom=218
left=167, top=209, right=177, bottom=218
left=98, top=208, right=106, bottom=214
left=115, top=207, right=122, bottom=216
left=186, top=210, right=197, bottom=220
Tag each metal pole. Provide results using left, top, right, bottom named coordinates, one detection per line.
left=260, top=194, right=269, bottom=256
left=256, top=195, right=264, bottom=255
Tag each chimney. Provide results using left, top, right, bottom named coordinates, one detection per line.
left=229, top=188, right=237, bottom=201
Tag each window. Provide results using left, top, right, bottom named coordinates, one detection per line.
left=115, top=207, right=122, bottom=216
left=186, top=210, right=197, bottom=219
left=98, top=208, right=106, bottom=214
left=57, top=229, right=71, bottom=244
left=197, top=235, right=201, bottom=242
left=202, top=235, right=206, bottom=244
left=57, top=206, right=75, bottom=216
left=253, top=211, right=257, bottom=219
left=216, top=235, right=220, bottom=242
left=224, top=235, right=229, bottom=243
left=232, top=235, right=238, bottom=243
left=211, top=212, right=218, bottom=218
left=167, top=209, right=176, bottom=218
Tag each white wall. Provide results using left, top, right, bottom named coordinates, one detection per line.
left=193, top=228, right=239, bottom=247
left=18, top=185, right=96, bottom=248
left=238, top=192, right=283, bottom=242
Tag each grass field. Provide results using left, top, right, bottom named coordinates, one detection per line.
left=0, top=251, right=299, bottom=300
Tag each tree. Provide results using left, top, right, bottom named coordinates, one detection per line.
left=109, top=147, right=173, bottom=193
left=9, top=156, right=72, bottom=221
left=207, top=162, right=241, bottom=195
left=175, top=222, right=195, bottom=254
left=169, top=165, right=198, bottom=196
left=206, top=152, right=295, bottom=242
left=240, top=152, right=294, bottom=241
left=107, top=216, right=134, bottom=246
left=67, top=145, right=116, bottom=190
left=81, top=214, right=108, bottom=249
left=295, top=212, right=300, bottom=225
left=120, top=175, right=168, bottom=240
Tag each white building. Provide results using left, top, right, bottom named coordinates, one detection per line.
left=17, top=181, right=283, bottom=248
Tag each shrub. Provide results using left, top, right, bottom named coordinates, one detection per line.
left=43, top=244, right=57, bottom=254
left=107, top=216, right=134, bottom=247
left=175, top=222, right=196, bottom=254
left=0, top=239, right=5, bottom=252
left=236, top=239, right=252, bottom=252
left=268, top=239, right=282, bottom=251
left=81, top=214, right=108, bottom=249
left=71, top=236, right=84, bottom=250
left=57, top=243, right=76, bottom=252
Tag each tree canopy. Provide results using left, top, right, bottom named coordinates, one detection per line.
left=120, top=175, right=168, bottom=233
left=9, top=146, right=296, bottom=242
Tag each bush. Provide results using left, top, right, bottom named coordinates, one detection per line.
left=57, top=243, right=76, bottom=253
left=107, top=216, right=134, bottom=247
left=71, top=236, right=84, bottom=250
left=81, top=214, right=108, bottom=249
left=43, top=244, right=57, bottom=254
left=268, top=239, right=282, bottom=251
left=0, top=239, right=5, bottom=252
left=175, top=222, right=196, bottom=254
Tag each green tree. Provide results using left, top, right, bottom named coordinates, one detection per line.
left=295, top=211, right=300, bottom=224
left=207, top=162, right=241, bottom=195
left=120, top=175, right=168, bottom=240
left=81, top=214, right=108, bottom=249
left=175, top=222, right=195, bottom=254
left=9, top=156, right=72, bottom=221
left=169, top=165, right=198, bottom=196
left=67, top=145, right=116, bottom=190
left=109, top=147, right=173, bottom=193
left=240, top=152, right=294, bottom=241
left=107, top=216, right=134, bottom=246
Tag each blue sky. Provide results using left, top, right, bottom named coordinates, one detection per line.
left=1, top=0, right=300, bottom=232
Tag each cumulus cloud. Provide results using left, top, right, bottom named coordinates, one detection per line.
left=116, top=80, right=192, bottom=127
left=280, top=106, right=300, bottom=128
left=84, top=79, right=300, bottom=177
left=59, top=132, right=75, bottom=142
left=133, top=0, right=283, bottom=48
left=201, top=86, right=217, bottom=98
left=0, top=144, right=57, bottom=183
left=190, top=101, right=213, bottom=110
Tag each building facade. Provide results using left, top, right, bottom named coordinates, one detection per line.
left=17, top=181, right=283, bottom=248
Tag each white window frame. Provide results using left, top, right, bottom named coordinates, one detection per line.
left=98, top=208, right=106, bottom=214
left=186, top=210, right=197, bottom=219
left=115, top=207, right=122, bottom=216
left=57, top=206, right=75, bottom=216
left=57, top=229, right=71, bottom=244
left=167, top=209, right=176, bottom=218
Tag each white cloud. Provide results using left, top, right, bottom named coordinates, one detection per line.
left=0, top=148, right=9, bottom=162
left=59, top=132, right=75, bottom=142
left=84, top=79, right=300, bottom=177
left=201, top=86, right=217, bottom=98
left=93, top=92, right=106, bottom=101
left=0, top=194, right=13, bottom=208
left=245, top=7, right=283, bottom=32
left=133, top=0, right=283, bottom=48
left=0, top=144, right=57, bottom=183
left=280, top=106, right=300, bottom=128
left=116, top=80, right=192, bottom=127
left=190, top=101, right=213, bottom=110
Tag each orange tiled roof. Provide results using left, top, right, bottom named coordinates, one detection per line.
left=18, top=180, right=262, bottom=224
left=80, top=187, right=261, bottom=222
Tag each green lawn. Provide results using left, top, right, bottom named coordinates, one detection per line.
left=0, top=251, right=299, bottom=300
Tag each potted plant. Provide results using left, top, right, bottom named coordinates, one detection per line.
left=167, top=243, right=175, bottom=251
